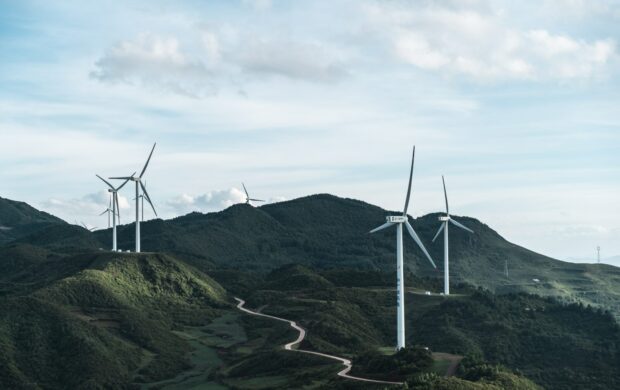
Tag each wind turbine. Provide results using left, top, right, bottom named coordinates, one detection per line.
left=96, top=174, right=131, bottom=251
left=431, top=176, right=474, bottom=296
left=99, top=196, right=113, bottom=229
left=110, top=143, right=157, bottom=253
left=242, top=183, right=264, bottom=205
left=80, top=222, right=97, bottom=232
left=369, top=146, right=436, bottom=350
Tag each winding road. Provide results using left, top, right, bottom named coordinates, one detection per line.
left=235, top=297, right=404, bottom=386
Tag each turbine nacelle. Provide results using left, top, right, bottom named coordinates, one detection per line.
left=387, top=215, right=407, bottom=223
left=439, top=216, right=450, bottom=222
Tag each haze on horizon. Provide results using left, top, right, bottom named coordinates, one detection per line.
left=1, top=0, right=619, bottom=261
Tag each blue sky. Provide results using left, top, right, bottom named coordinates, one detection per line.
left=1, top=0, right=619, bottom=261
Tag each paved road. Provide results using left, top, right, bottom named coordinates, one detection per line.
left=235, top=297, right=403, bottom=386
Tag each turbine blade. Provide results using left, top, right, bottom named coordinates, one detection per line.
left=99, top=210, right=108, bottom=216
left=115, top=173, right=134, bottom=191
left=405, top=221, right=436, bottom=268
left=449, top=218, right=474, bottom=233
left=432, top=223, right=445, bottom=242
left=369, top=222, right=395, bottom=234
left=442, top=175, right=449, bottom=215
left=249, top=198, right=265, bottom=202
left=109, top=176, right=133, bottom=180
left=115, top=194, right=121, bottom=224
left=140, top=181, right=157, bottom=217
left=242, top=183, right=249, bottom=197
left=139, top=143, right=156, bottom=178
left=96, top=174, right=115, bottom=189
left=403, top=146, right=415, bottom=216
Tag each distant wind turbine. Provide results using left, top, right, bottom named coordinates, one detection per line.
left=96, top=174, right=131, bottom=251
left=110, top=143, right=157, bottom=253
left=99, top=196, right=113, bottom=229
left=369, top=146, right=436, bottom=350
left=431, top=175, right=474, bottom=296
left=80, top=221, right=96, bottom=232
left=242, top=183, right=264, bottom=205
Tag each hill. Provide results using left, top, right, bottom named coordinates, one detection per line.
left=85, top=194, right=620, bottom=319
left=1, top=194, right=619, bottom=389
left=0, top=251, right=228, bottom=389
left=0, top=196, right=67, bottom=245
left=241, top=265, right=620, bottom=390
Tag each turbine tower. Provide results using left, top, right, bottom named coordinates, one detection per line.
left=110, top=143, right=157, bottom=253
left=597, top=246, right=601, bottom=264
left=133, top=181, right=147, bottom=222
left=431, top=176, right=474, bottom=295
left=96, top=174, right=131, bottom=251
left=369, top=146, right=436, bottom=350
left=242, top=183, right=264, bottom=205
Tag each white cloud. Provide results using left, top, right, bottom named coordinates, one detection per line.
left=167, top=188, right=246, bottom=214
left=90, top=33, right=215, bottom=97
left=364, top=2, right=617, bottom=81
left=42, top=191, right=130, bottom=227
left=234, top=38, right=347, bottom=82
left=166, top=187, right=285, bottom=214
left=90, top=26, right=348, bottom=97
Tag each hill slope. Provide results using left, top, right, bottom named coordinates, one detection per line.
left=0, top=196, right=67, bottom=245
left=88, top=194, right=620, bottom=318
left=0, top=252, right=228, bottom=389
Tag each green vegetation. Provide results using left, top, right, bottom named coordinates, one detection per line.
left=0, top=251, right=229, bottom=389
left=0, top=194, right=619, bottom=389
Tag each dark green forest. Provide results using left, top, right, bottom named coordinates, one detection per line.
left=0, top=194, right=618, bottom=389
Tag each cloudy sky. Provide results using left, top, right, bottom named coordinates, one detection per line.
left=1, top=0, right=619, bottom=261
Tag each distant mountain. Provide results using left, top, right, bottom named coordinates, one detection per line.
left=0, top=196, right=66, bottom=245
left=567, top=255, right=620, bottom=267
left=85, top=194, right=619, bottom=317
left=3, top=193, right=617, bottom=317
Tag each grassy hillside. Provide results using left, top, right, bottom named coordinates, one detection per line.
left=0, top=252, right=229, bottom=389
left=239, top=265, right=620, bottom=390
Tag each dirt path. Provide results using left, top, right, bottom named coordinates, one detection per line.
left=235, top=297, right=403, bottom=386
left=431, top=352, right=463, bottom=377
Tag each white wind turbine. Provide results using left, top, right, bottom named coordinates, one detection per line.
left=369, top=146, right=437, bottom=350
left=110, top=143, right=157, bottom=253
left=96, top=174, right=131, bottom=251
left=242, top=183, right=265, bottom=205
left=99, top=195, right=113, bottom=229
left=432, top=176, right=474, bottom=296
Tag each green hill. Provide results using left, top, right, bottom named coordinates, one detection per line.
left=241, top=264, right=620, bottom=390
left=1, top=194, right=619, bottom=389
left=85, top=194, right=620, bottom=319
left=0, top=196, right=67, bottom=245
left=0, top=252, right=229, bottom=389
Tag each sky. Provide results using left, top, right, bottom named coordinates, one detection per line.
left=1, top=0, right=619, bottom=261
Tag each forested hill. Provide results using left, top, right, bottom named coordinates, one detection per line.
left=2, top=193, right=618, bottom=316
left=0, top=196, right=66, bottom=245
left=93, top=194, right=619, bottom=315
